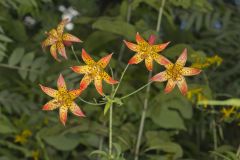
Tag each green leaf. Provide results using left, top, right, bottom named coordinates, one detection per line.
left=149, top=90, right=192, bottom=130
left=0, top=34, right=12, bottom=42
left=18, top=52, right=35, bottom=79
left=89, top=150, right=108, bottom=157
left=92, top=17, right=136, bottom=39
left=0, top=116, right=17, bottom=134
left=104, top=101, right=112, bottom=115
left=43, top=134, right=81, bottom=151
left=8, top=48, right=25, bottom=66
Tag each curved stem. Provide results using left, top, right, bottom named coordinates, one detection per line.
left=120, top=81, right=152, bottom=100
left=78, top=97, right=106, bottom=106
left=71, top=45, right=81, bottom=64
left=113, top=64, right=129, bottom=97
left=134, top=0, right=166, bottom=159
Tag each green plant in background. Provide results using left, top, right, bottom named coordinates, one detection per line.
left=0, top=0, right=240, bottom=160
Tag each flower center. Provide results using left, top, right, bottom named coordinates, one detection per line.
left=88, top=64, right=103, bottom=79
left=166, top=65, right=183, bottom=81
left=57, top=90, right=72, bottom=107
left=139, top=43, right=155, bottom=59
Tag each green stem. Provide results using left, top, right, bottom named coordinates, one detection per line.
left=113, top=64, right=129, bottom=97
left=0, top=63, right=39, bottom=73
left=237, top=144, right=240, bottom=158
left=109, top=103, right=113, bottom=158
left=120, top=81, right=152, bottom=100
left=212, top=118, right=218, bottom=160
left=78, top=97, right=106, bottom=106
left=134, top=0, right=166, bottom=159
left=134, top=72, right=152, bottom=160
left=71, top=46, right=81, bottom=64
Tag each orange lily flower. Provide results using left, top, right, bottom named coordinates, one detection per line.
left=124, top=32, right=170, bottom=71
left=39, top=74, right=85, bottom=126
left=41, top=19, right=82, bottom=61
left=71, top=49, right=118, bottom=96
left=151, top=49, right=201, bottom=95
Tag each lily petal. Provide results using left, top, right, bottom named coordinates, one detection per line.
left=164, top=79, right=176, bottom=94
left=63, top=33, right=82, bottom=42
left=41, top=36, right=57, bottom=48
left=94, top=76, right=103, bottom=96
left=69, top=89, right=82, bottom=99
left=102, top=72, right=118, bottom=84
left=136, top=32, right=147, bottom=44
left=176, top=48, right=187, bottom=67
left=70, top=102, right=85, bottom=117
left=57, top=19, right=68, bottom=36
left=151, top=71, right=169, bottom=82
left=177, top=76, right=188, bottom=95
left=123, top=40, right=138, bottom=51
left=153, top=53, right=172, bottom=66
left=48, top=29, right=58, bottom=38
left=57, top=42, right=67, bottom=59
left=148, top=35, right=156, bottom=45
left=182, top=67, right=201, bottom=76
left=39, top=84, right=58, bottom=97
left=80, top=75, right=92, bottom=91
left=145, top=57, right=153, bottom=71
left=57, top=74, right=67, bottom=91
left=50, top=44, right=60, bottom=61
left=71, top=65, right=91, bottom=74
left=153, top=42, right=170, bottom=52
left=97, top=53, right=113, bottom=68
left=42, top=99, right=59, bottom=110
left=128, top=53, right=144, bottom=64
left=59, top=107, right=68, bottom=126
left=82, top=49, right=95, bottom=65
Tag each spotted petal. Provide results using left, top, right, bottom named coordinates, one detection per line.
left=151, top=71, right=169, bottom=82
left=153, top=42, right=170, bottom=52
left=123, top=40, right=138, bottom=52
left=48, top=29, right=58, bottom=38
left=42, top=99, right=59, bottom=110
left=82, top=49, right=95, bottom=65
left=70, top=102, right=85, bottom=117
left=182, top=67, right=201, bottom=76
left=59, top=107, right=68, bottom=126
left=41, top=36, right=57, bottom=48
left=145, top=57, right=153, bottom=71
left=102, top=72, right=118, bottom=84
left=57, top=74, right=67, bottom=91
left=80, top=75, right=92, bottom=91
left=136, top=32, right=147, bottom=45
left=63, top=33, right=82, bottom=42
left=94, top=76, right=103, bottom=96
left=50, top=44, right=60, bottom=61
left=128, top=53, right=144, bottom=64
left=69, top=89, right=82, bottom=99
left=39, top=84, right=58, bottom=97
left=177, top=76, right=188, bottom=95
left=57, top=19, right=68, bottom=36
left=97, top=53, right=113, bottom=68
left=153, top=53, right=172, bottom=66
left=176, top=48, right=187, bottom=67
left=164, top=79, right=176, bottom=94
left=71, top=65, right=91, bottom=74
left=57, top=42, right=67, bottom=59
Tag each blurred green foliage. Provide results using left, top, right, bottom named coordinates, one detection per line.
left=0, top=0, right=240, bottom=160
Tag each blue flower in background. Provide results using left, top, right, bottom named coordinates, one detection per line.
left=180, top=21, right=187, bottom=30
left=235, top=0, right=240, bottom=5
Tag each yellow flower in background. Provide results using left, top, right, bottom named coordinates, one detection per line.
left=187, top=88, right=209, bottom=107
left=32, top=150, right=39, bottom=160
left=41, top=19, right=82, bottom=61
left=221, top=107, right=236, bottom=119
left=191, top=55, right=223, bottom=69
left=14, top=129, right=32, bottom=144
